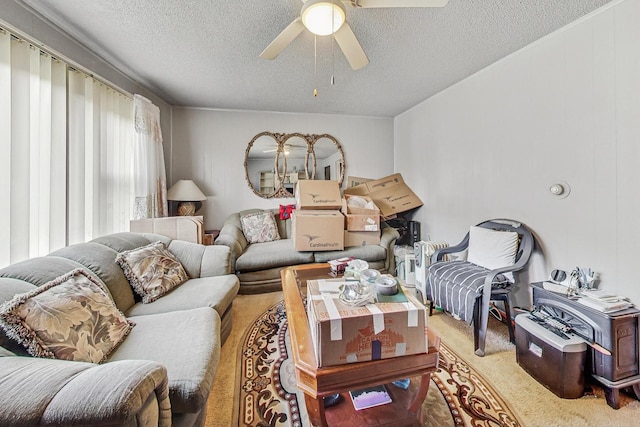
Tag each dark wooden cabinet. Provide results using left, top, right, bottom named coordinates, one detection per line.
left=531, top=283, right=640, bottom=408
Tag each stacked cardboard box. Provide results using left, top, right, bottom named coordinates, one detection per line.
left=292, top=175, right=423, bottom=250
left=342, top=194, right=381, bottom=247
left=307, top=278, right=428, bottom=367
left=293, top=180, right=344, bottom=251
left=344, top=173, right=423, bottom=218
left=295, top=180, right=342, bottom=210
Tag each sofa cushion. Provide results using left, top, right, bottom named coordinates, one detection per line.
left=0, top=357, right=95, bottom=425
left=126, top=275, right=239, bottom=319
left=0, top=269, right=134, bottom=363
left=313, top=244, right=387, bottom=263
left=0, top=357, right=170, bottom=426
left=236, top=239, right=314, bottom=272
left=49, top=242, right=136, bottom=313
left=116, top=241, right=189, bottom=304
left=107, top=307, right=220, bottom=414
left=240, top=211, right=280, bottom=244
left=0, top=256, right=96, bottom=288
left=91, top=232, right=154, bottom=253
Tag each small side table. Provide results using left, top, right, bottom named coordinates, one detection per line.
left=204, top=229, right=220, bottom=245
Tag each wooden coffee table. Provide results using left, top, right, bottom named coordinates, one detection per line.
left=281, top=264, right=440, bottom=427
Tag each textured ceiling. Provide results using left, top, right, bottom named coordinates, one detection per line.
left=17, top=0, right=613, bottom=117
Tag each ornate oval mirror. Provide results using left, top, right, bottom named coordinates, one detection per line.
left=244, top=132, right=345, bottom=198
left=309, top=134, right=344, bottom=184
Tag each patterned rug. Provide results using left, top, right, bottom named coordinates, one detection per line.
left=232, top=299, right=522, bottom=426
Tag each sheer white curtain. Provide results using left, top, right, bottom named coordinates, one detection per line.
left=68, top=71, right=134, bottom=244
left=133, top=94, right=167, bottom=219
left=0, top=30, right=67, bottom=265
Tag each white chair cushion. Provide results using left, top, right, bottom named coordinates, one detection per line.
left=467, top=226, right=518, bottom=281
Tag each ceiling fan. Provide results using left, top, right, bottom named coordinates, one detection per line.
left=260, top=0, right=449, bottom=70
left=263, top=142, right=307, bottom=153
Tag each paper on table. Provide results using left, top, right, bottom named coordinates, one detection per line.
left=317, top=279, right=344, bottom=294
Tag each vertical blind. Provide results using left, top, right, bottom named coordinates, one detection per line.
left=67, top=71, right=134, bottom=245
left=0, top=28, right=134, bottom=267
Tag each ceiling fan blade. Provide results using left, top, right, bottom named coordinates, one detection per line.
left=334, top=23, right=369, bottom=70
left=353, top=0, right=449, bottom=7
left=260, top=18, right=305, bottom=60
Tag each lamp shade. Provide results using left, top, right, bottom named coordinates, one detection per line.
left=167, top=180, right=207, bottom=201
left=301, top=0, right=346, bottom=36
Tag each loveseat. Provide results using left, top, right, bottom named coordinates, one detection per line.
left=0, top=232, right=240, bottom=427
left=215, top=208, right=400, bottom=294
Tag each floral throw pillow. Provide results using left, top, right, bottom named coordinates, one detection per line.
left=0, top=268, right=134, bottom=364
left=116, top=241, right=189, bottom=303
left=240, top=211, right=281, bottom=244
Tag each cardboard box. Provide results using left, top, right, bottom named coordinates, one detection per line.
left=292, top=210, right=344, bottom=251
left=342, top=195, right=380, bottom=231
left=346, top=176, right=373, bottom=188
left=345, top=215, right=380, bottom=231
left=295, top=180, right=342, bottom=210
left=342, top=195, right=379, bottom=215
left=344, top=230, right=381, bottom=247
left=343, top=173, right=423, bottom=217
left=307, top=279, right=428, bottom=367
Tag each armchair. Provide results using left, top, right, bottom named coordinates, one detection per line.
left=427, top=219, right=534, bottom=356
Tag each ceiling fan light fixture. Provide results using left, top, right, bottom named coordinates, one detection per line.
left=301, top=0, right=346, bottom=36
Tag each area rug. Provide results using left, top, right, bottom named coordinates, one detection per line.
left=232, top=299, right=521, bottom=426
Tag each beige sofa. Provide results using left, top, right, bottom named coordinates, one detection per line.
left=0, top=232, right=239, bottom=427
left=215, top=208, right=399, bottom=294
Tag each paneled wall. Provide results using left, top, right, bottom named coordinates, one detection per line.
left=394, top=0, right=640, bottom=306
left=169, top=108, right=394, bottom=229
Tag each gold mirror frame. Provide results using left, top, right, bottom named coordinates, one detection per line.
left=244, top=132, right=345, bottom=199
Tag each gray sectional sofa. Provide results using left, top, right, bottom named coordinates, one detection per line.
left=215, top=208, right=400, bottom=294
left=0, top=232, right=240, bottom=427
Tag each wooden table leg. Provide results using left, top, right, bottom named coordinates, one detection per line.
left=407, top=372, right=432, bottom=421
left=304, top=393, right=327, bottom=427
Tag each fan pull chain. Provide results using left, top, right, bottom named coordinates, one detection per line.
left=313, top=35, right=318, bottom=97
left=331, top=1, right=336, bottom=86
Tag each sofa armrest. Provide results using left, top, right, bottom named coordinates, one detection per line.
left=200, top=245, right=233, bottom=277
left=163, top=239, right=233, bottom=278
left=380, top=226, right=400, bottom=274
left=214, top=221, right=248, bottom=271
left=380, top=226, right=400, bottom=249
left=0, top=357, right=171, bottom=427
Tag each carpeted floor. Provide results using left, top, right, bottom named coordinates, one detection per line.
left=205, top=292, right=640, bottom=427
left=230, top=297, right=518, bottom=426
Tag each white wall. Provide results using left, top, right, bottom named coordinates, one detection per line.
left=170, top=108, right=394, bottom=228
left=394, top=0, right=640, bottom=307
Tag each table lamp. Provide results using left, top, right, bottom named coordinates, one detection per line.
left=167, top=180, right=207, bottom=216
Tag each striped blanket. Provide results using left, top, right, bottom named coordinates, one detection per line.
left=427, top=260, right=511, bottom=323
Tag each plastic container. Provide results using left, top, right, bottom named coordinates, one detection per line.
left=515, top=314, right=587, bottom=399
left=376, top=276, right=398, bottom=296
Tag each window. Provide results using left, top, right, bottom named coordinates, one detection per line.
left=0, top=28, right=134, bottom=267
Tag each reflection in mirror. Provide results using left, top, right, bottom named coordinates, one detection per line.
left=312, top=135, right=344, bottom=183
left=244, top=132, right=345, bottom=198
